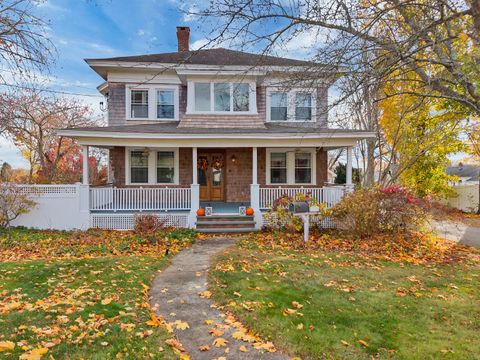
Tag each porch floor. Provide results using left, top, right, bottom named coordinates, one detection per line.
left=200, top=201, right=249, bottom=214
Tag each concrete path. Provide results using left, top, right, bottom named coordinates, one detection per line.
left=150, top=237, right=288, bottom=360
left=432, top=220, right=480, bottom=248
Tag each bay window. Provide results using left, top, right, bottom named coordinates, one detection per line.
left=266, top=149, right=316, bottom=185
left=267, top=89, right=316, bottom=122
left=189, top=81, right=254, bottom=113
left=131, top=90, right=148, bottom=118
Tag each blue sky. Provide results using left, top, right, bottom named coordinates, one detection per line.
left=0, top=0, right=216, bottom=167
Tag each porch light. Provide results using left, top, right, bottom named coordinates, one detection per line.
left=231, top=154, right=237, bottom=163
left=142, top=148, right=151, bottom=157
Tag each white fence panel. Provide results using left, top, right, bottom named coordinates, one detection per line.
left=444, top=184, right=479, bottom=213
left=90, top=187, right=191, bottom=212
left=11, top=184, right=89, bottom=230
left=259, top=186, right=346, bottom=209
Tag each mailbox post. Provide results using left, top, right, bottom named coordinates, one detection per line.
left=289, top=201, right=319, bottom=243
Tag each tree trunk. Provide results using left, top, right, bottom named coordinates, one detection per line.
left=364, top=139, right=376, bottom=187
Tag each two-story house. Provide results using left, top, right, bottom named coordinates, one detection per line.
left=59, top=26, right=375, bottom=232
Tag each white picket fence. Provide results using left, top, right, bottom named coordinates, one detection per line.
left=259, top=186, right=346, bottom=209
left=89, top=186, right=191, bottom=212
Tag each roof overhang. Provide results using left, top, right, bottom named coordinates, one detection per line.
left=58, top=129, right=375, bottom=149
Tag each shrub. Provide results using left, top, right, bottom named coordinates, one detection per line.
left=263, top=192, right=327, bottom=232
left=0, top=183, right=37, bottom=228
left=331, top=186, right=430, bottom=237
left=133, top=214, right=165, bottom=239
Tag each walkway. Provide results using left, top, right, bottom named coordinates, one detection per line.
left=150, top=237, right=288, bottom=360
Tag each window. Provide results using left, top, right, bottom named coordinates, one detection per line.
left=157, top=90, right=174, bottom=119
left=270, top=153, right=287, bottom=184
left=233, top=83, right=250, bottom=111
left=295, top=93, right=312, bottom=121
left=189, top=82, right=254, bottom=113
left=131, top=90, right=148, bottom=118
left=194, top=83, right=211, bottom=111
left=157, top=151, right=175, bottom=183
left=214, top=83, right=230, bottom=111
left=295, top=152, right=312, bottom=183
left=127, top=85, right=178, bottom=120
left=270, top=92, right=288, bottom=121
left=266, top=149, right=316, bottom=185
left=130, top=151, right=149, bottom=183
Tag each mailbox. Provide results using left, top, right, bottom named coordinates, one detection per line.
left=288, top=201, right=309, bottom=214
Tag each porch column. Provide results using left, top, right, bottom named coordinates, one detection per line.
left=82, top=145, right=89, bottom=185
left=346, top=146, right=353, bottom=190
left=189, top=147, right=199, bottom=228
left=250, top=147, right=262, bottom=229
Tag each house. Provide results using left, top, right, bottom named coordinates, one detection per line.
left=447, top=164, right=480, bottom=185
left=57, top=26, right=375, bottom=231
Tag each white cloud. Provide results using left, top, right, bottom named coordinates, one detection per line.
left=137, top=29, right=146, bottom=36
left=190, top=38, right=209, bottom=50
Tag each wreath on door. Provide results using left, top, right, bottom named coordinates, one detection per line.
left=212, top=158, right=224, bottom=170
left=197, top=158, right=209, bottom=170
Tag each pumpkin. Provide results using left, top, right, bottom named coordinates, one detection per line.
left=197, top=208, right=205, bottom=216
left=246, top=207, right=254, bottom=216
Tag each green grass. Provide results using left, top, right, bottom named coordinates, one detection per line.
left=0, top=256, right=177, bottom=359
left=209, top=240, right=480, bottom=359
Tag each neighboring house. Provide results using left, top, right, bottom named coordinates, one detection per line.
left=56, top=26, right=374, bottom=231
left=447, top=164, right=480, bottom=185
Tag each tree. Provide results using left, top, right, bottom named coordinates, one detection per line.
left=0, top=162, right=12, bottom=181
left=193, top=0, right=480, bottom=115
left=465, top=120, right=480, bottom=213
left=333, top=162, right=361, bottom=186
left=0, top=0, right=54, bottom=84
left=0, top=182, right=36, bottom=228
left=379, top=73, right=466, bottom=196
left=0, top=91, right=97, bottom=183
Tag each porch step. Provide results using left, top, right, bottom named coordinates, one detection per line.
left=196, top=215, right=256, bottom=233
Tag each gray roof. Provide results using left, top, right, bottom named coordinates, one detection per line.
left=447, top=165, right=480, bottom=182
left=61, top=122, right=373, bottom=136
left=86, top=48, right=322, bottom=67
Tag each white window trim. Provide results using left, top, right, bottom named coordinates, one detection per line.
left=125, top=147, right=179, bottom=185
left=126, top=84, right=179, bottom=121
left=186, top=81, right=257, bottom=115
left=266, top=88, right=316, bottom=122
left=266, top=148, right=316, bottom=185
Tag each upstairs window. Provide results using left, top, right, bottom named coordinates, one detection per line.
left=214, top=83, right=230, bottom=111
left=270, top=92, right=288, bottom=121
left=189, top=82, right=254, bottom=113
left=268, top=89, right=316, bottom=122
left=194, top=83, right=211, bottom=111
left=131, top=90, right=148, bottom=118
left=295, top=93, right=312, bottom=121
left=127, top=85, right=178, bottom=120
left=157, top=90, right=175, bottom=119
left=130, top=151, right=149, bottom=183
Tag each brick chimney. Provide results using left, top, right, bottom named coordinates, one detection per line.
left=176, top=26, right=190, bottom=52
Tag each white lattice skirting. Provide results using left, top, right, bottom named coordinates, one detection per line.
left=262, top=213, right=336, bottom=229
left=90, top=213, right=189, bottom=230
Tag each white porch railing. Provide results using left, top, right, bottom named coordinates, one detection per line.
left=259, top=186, right=346, bottom=209
left=90, top=187, right=191, bottom=212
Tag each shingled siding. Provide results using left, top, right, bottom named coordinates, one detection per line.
left=108, top=83, right=126, bottom=127
left=109, top=147, right=328, bottom=202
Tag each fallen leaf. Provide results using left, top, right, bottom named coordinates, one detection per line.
left=101, top=298, right=112, bottom=305
left=357, top=339, right=369, bottom=347
left=175, top=320, right=190, bottom=330
left=239, top=345, right=249, bottom=352
left=199, top=291, right=212, bottom=299
left=199, top=345, right=210, bottom=351
left=292, top=301, right=303, bottom=309
left=0, top=341, right=15, bottom=352
left=213, top=337, right=228, bottom=347
left=341, top=340, right=349, bottom=346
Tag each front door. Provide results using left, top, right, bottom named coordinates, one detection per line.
left=198, top=151, right=225, bottom=201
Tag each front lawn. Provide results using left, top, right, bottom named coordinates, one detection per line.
left=0, top=227, right=197, bottom=359
left=209, top=234, right=480, bottom=359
